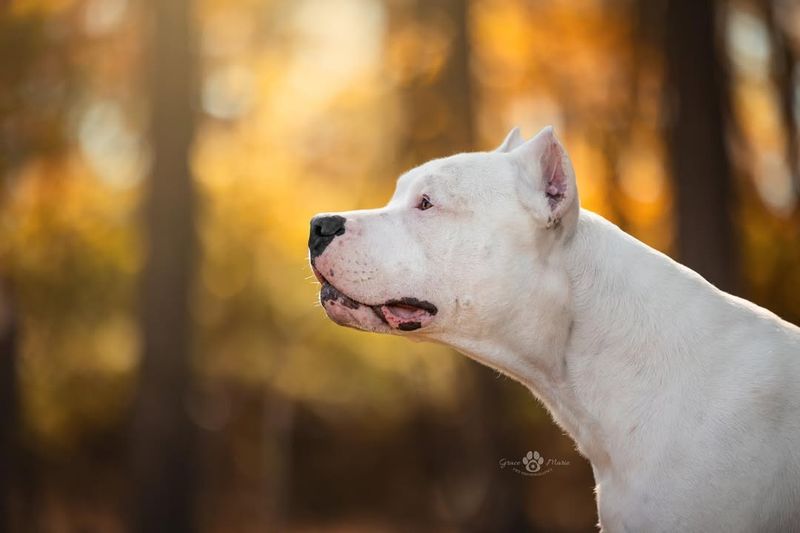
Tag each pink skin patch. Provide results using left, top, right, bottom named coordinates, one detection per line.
left=542, top=140, right=567, bottom=209
left=380, top=304, right=435, bottom=331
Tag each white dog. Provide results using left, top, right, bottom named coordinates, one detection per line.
left=308, top=126, right=800, bottom=532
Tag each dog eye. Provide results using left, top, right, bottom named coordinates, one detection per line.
left=417, top=194, right=433, bottom=211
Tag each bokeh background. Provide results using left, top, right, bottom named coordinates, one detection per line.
left=0, top=0, right=799, bottom=531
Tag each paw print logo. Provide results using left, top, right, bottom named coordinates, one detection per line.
left=522, top=451, right=544, bottom=473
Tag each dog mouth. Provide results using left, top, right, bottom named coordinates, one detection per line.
left=311, top=265, right=437, bottom=332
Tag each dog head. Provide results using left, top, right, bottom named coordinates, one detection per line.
left=308, top=126, right=579, bottom=348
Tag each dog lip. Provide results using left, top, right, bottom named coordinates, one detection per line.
left=320, top=283, right=360, bottom=309
left=313, top=267, right=387, bottom=321
left=311, top=264, right=436, bottom=329
left=320, top=281, right=391, bottom=325
left=310, top=263, right=327, bottom=284
left=313, top=265, right=361, bottom=306
left=383, top=297, right=438, bottom=316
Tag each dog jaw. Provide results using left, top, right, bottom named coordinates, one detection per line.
left=313, top=265, right=437, bottom=333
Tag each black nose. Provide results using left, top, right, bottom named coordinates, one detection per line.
left=309, top=215, right=346, bottom=259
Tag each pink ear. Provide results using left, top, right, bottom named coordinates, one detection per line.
left=541, top=134, right=568, bottom=211
left=511, top=126, right=578, bottom=229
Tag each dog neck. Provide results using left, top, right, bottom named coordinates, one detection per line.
left=441, top=209, right=720, bottom=485
left=557, top=209, right=724, bottom=480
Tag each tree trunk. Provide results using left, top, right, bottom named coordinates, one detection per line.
left=663, top=0, right=738, bottom=292
left=0, top=281, right=19, bottom=533
left=130, top=0, right=198, bottom=531
left=757, top=0, right=799, bottom=204
left=392, top=0, right=474, bottom=168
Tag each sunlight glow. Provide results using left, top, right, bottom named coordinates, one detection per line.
left=77, top=99, right=146, bottom=188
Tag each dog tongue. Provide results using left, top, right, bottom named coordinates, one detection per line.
left=381, top=304, right=429, bottom=330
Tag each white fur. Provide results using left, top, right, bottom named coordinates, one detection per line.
left=310, top=127, right=800, bottom=532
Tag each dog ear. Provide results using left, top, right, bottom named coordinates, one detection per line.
left=511, top=126, right=579, bottom=232
left=494, top=127, right=524, bottom=152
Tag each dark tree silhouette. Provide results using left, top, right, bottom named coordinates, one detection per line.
left=130, top=0, right=199, bottom=531
left=0, top=11, right=75, bottom=532
left=392, top=0, right=474, bottom=166
left=0, top=282, right=18, bottom=533
left=757, top=0, right=799, bottom=203
left=662, top=0, right=738, bottom=292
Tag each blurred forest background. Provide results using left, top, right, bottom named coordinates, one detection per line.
left=0, top=0, right=799, bottom=531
